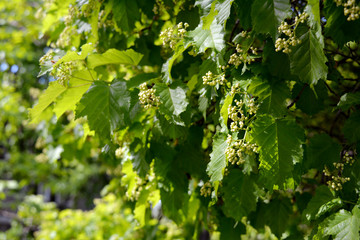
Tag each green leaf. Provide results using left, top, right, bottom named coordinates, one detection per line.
left=289, top=25, right=328, bottom=85
left=338, top=92, right=360, bottom=111
left=87, top=49, right=143, bottom=69
left=110, top=0, right=140, bottom=32
left=247, top=77, right=290, bottom=117
left=188, top=20, right=225, bottom=53
left=75, top=80, right=131, bottom=138
left=251, top=0, right=291, bottom=39
left=303, top=186, right=342, bottom=222
left=222, top=170, right=257, bottom=221
left=126, top=73, right=158, bottom=89
left=220, top=94, right=234, bottom=127
left=343, top=110, right=360, bottom=144
left=162, top=43, right=190, bottom=84
left=54, top=43, right=95, bottom=67
left=53, top=70, right=94, bottom=118
left=218, top=216, right=245, bottom=240
left=305, top=134, right=341, bottom=170
left=202, top=0, right=233, bottom=28
left=234, top=0, right=253, bottom=29
left=253, top=198, right=293, bottom=237
left=215, top=0, right=233, bottom=27
left=324, top=0, right=360, bottom=46
left=250, top=115, right=304, bottom=189
left=325, top=206, right=360, bottom=240
left=134, top=189, right=150, bottom=227
left=155, top=113, right=187, bottom=139
left=29, top=81, right=67, bottom=123
left=155, top=82, right=189, bottom=117
left=291, top=81, right=327, bottom=115
left=131, top=145, right=150, bottom=178
left=207, top=132, right=227, bottom=188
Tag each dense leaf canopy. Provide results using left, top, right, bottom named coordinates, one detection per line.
left=1, top=0, right=360, bottom=239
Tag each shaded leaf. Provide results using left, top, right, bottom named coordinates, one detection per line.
left=343, top=110, right=360, bottom=144
left=303, top=186, right=342, bottom=222
left=305, top=134, right=341, bottom=170
left=289, top=25, right=327, bottom=85
left=247, top=77, right=290, bottom=117
left=222, top=170, right=257, bottom=221
left=251, top=0, right=291, bottom=39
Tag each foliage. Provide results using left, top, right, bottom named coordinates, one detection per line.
left=1, top=0, right=360, bottom=239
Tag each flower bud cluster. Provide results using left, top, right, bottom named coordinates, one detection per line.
left=200, top=181, right=212, bottom=197
left=228, top=98, right=258, bottom=132
left=126, top=177, right=144, bottom=201
left=64, top=5, right=79, bottom=25
left=228, top=44, right=257, bottom=67
left=334, top=0, right=360, bottom=21
left=56, top=26, right=77, bottom=48
left=160, top=22, right=189, bottom=49
left=225, top=135, right=258, bottom=165
left=202, top=71, right=226, bottom=86
left=323, top=150, right=356, bottom=191
left=343, top=151, right=355, bottom=164
left=82, top=0, right=97, bottom=18
left=275, top=12, right=309, bottom=53
left=51, top=62, right=76, bottom=86
left=40, top=50, right=76, bottom=86
left=138, top=83, right=161, bottom=109
left=230, top=83, right=242, bottom=96
left=39, top=50, right=54, bottom=65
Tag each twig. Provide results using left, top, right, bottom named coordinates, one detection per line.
left=138, top=15, right=159, bottom=36
left=323, top=81, right=340, bottom=98
left=229, top=19, right=240, bottom=43
left=287, top=83, right=308, bottom=109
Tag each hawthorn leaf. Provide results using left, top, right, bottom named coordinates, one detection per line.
left=162, top=43, right=190, bottom=84
left=325, top=206, right=360, bottom=240
left=251, top=0, right=291, bottom=39
left=188, top=20, right=225, bottom=53
left=250, top=115, right=304, bottom=189
left=155, top=82, right=188, bottom=117
left=29, top=81, right=67, bottom=123
left=207, top=132, right=227, bottom=190
left=53, top=70, right=95, bottom=118
left=338, top=92, right=360, bottom=111
left=343, top=110, right=360, bottom=144
left=54, top=43, right=95, bottom=67
left=247, top=77, right=290, bottom=117
left=289, top=25, right=328, bottom=85
left=303, top=186, right=342, bottom=221
left=305, top=134, right=341, bottom=170
left=220, top=94, right=234, bottom=127
left=110, top=0, right=139, bottom=32
left=75, top=80, right=131, bottom=138
left=222, top=169, right=257, bottom=221
left=254, top=198, right=293, bottom=237
left=87, top=49, right=143, bottom=69
left=324, top=0, right=360, bottom=46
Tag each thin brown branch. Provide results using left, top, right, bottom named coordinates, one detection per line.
left=287, top=83, right=308, bottom=109
left=229, top=19, right=240, bottom=43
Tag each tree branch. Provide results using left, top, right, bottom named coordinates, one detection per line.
left=287, top=83, right=308, bottom=109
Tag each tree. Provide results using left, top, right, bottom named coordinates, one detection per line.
left=2, top=0, right=360, bottom=239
